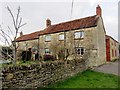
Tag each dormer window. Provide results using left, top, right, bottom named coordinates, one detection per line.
left=45, top=35, right=51, bottom=41
left=59, top=34, right=64, bottom=40
left=75, top=31, right=84, bottom=39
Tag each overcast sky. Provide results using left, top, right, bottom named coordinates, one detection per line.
left=0, top=0, right=119, bottom=45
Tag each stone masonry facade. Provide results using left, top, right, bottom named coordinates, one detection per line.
left=39, top=16, right=106, bottom=67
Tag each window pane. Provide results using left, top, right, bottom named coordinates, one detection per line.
left=45, top=48, right=50, bottom=54
left=81, top=48, right=84, bottom=52
left=59, top=34, right=64, bottom=40
left=45, top=35, right=51, bottom=41
left=81, top=32, right=84, bottom=38
left=75, top=31, right=84, bottom=39
left=75, top=47, right=84, bottom=55
left=81, top=47, right=84, bottom=55
left=75, top=32, right=80, bottom=38
left=77, top=48, right=80, bottom=51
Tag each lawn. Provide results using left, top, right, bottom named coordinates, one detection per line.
left=46, top=70, right=120, bottom=88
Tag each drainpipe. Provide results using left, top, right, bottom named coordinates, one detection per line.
left=38, top=35, right=40, bottom=61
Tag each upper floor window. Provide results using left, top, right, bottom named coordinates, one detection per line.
left=112, top=49, right=114, bottom=57
left=75, top=47, right=85, bottom=55
left=45, top=35, right=51, bottom=41
left=74, top=31, right=84, bottom=39
left=45, top=48, right=50, bottom=54
left=111, top=42, right=113, bottom=45
left=59, top=34, right=64, bottom=40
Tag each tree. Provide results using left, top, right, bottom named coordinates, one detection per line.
left=50, top=41, right=64, bottom=60
left=0, top=6, right=26, bottom=64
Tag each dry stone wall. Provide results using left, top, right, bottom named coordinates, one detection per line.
left=2, top=59, right=87, bottom=89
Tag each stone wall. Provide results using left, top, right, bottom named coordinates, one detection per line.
left=2, top=59, right=87, bottom=89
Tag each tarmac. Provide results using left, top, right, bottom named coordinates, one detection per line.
left=93, top=60, right=120, bottom=76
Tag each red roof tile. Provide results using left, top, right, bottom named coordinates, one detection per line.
left=42, top=15, right=99, bottom=35
left=16, top=31, right=44, bottom=42
left=16, top=15, right=99, bottom=42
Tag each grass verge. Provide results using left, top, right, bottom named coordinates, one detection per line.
left=46, top=70, right=120, bottom=88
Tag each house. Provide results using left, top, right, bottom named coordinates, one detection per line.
left=16, top=31, right=42, bottom=51
left=106, top=35, right=119, bottom=61
left=15, top=31, right=44, bottom=60
left=16, top=5, right=106, bottom=67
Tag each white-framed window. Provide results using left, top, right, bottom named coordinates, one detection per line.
left=74, top=31, right=84, bottom=39
left=45, top=48, right=50, bottom=54
left=59, top=34, right=64, bottom=40
left=75, top=47, right=85, bottom=55
left=45, top=35, right=51, bottom=41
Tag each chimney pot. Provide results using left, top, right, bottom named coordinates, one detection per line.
left=20, top=31, right=23, bottom=36
left=96, top=5, right=102, bottom=16
left=46, top=18, right=51, bottom=27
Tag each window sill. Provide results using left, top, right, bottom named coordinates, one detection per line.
left=59, top=40, right=64, bottom=41
left=45, top=41, right=51, bottom=42
left=74, top=38, right=84, bottom=40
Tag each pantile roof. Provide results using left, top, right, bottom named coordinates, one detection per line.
left=42, top=15, right=99, bottom=35
left=16, top=15, right=99, bottom=42
left=16, top=31, right=44, bottom=42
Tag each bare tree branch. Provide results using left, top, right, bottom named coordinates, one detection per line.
left=0, top=28, right=13, bottom=42
left=7, top=26, right=14, bottom=36
left=18, top=17, right=22, bottom=29
left=16, top=6, right=20, bottom=28
left=16, top=43, right=19, bottom=50
left=1, top=49, right=13, bottom=60
left=6, top=6, right=17, bottom=30
left=18, top=17, right=27, bottom=29
left=1, top=6, right=26, bottom=64
left=0, top=32, right=11, bottom=46
left=19, top=23, right=27, bottom=28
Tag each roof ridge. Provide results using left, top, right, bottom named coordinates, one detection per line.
left=47, top=15, right=97, bottom=28
left=21, top=30, right=43, bottom=36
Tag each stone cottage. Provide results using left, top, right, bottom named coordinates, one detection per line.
left=16, top=5, right=106, bottom=67
left=16, top=31, right=44, bottom=60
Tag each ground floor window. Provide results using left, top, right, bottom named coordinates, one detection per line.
left=75, top=47, right=85, bottom=55
left=45, top=48, right=50, bottom=54
left=115, top=50, right=117, bottom=57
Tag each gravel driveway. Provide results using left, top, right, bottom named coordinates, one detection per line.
left=93, top=60, right=119, bottom=76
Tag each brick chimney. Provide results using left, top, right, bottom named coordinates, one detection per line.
left=46, top=18, right=51, bottom=27
left=20, top=31, right=23, bottom=36
left=96, top=5, right=102, bottom=16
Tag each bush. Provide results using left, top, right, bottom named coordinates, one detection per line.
left=43, top=55, right=54, bottom=61
left=58, top=50, right=65, bottom=60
